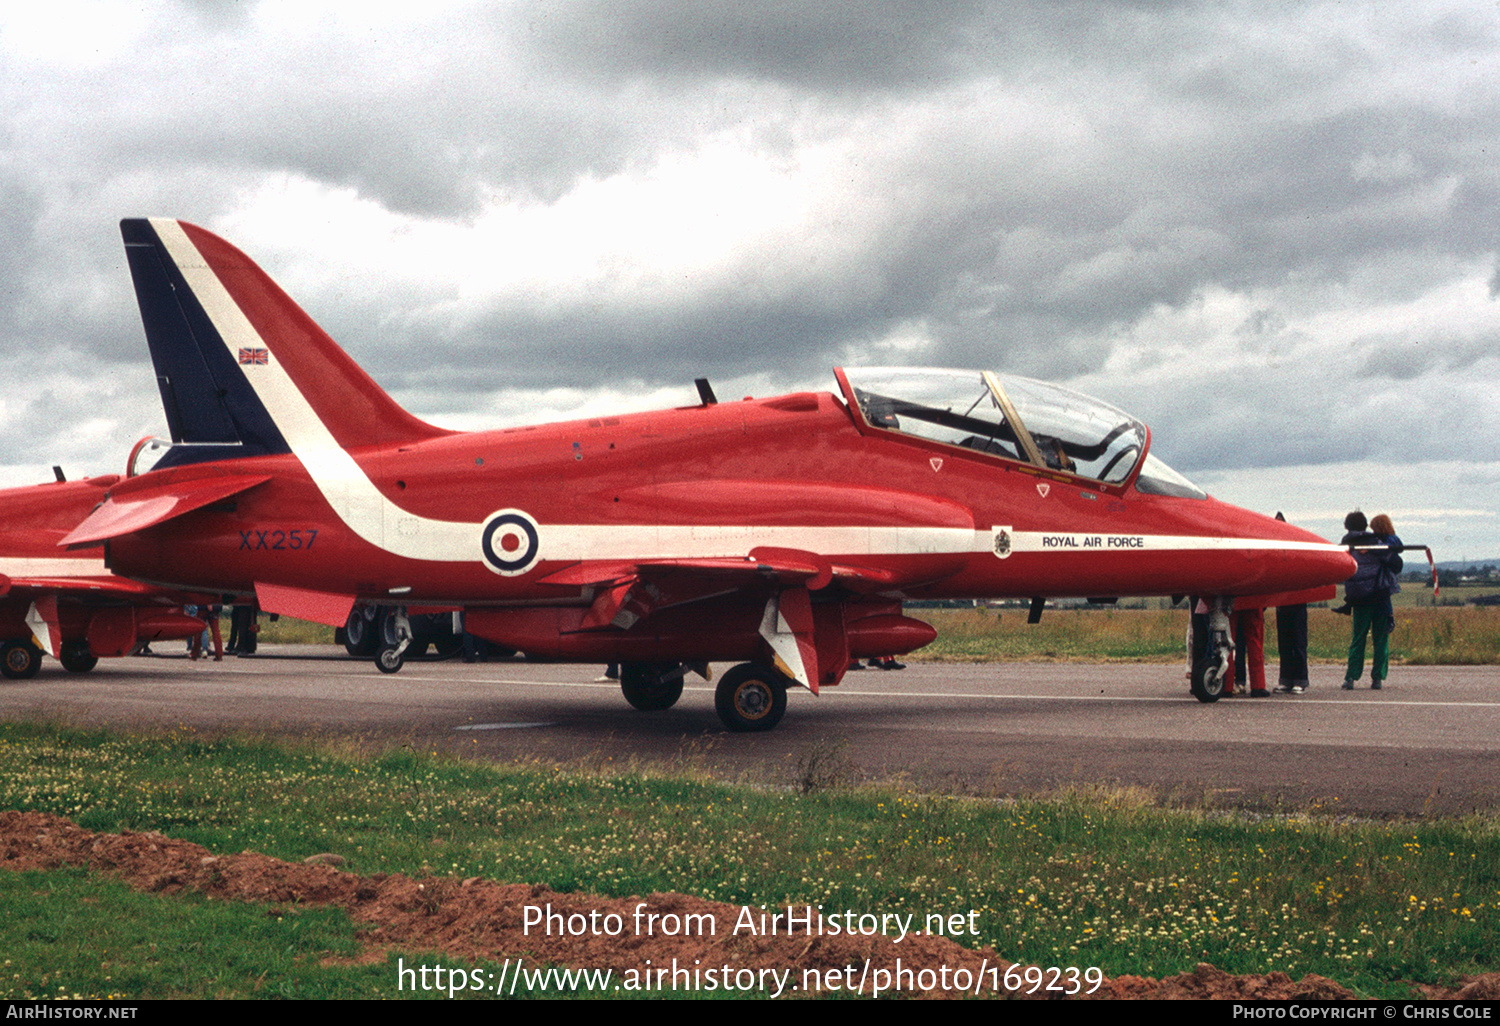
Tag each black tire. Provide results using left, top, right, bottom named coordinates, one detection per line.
left=380, top=609, right=401, bottom=647
left=344, top=607, right=379, bottom=657
left=620, top=662, right=685, bottom=711
left=715, top=663, right=788, bottom=732
left=1, top=641, right=42, bottom=680
left=375, top=645, right=404, bottom=674
left=59, top=642, right=98, bottom=674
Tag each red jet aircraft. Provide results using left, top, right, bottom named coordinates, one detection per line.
left=0, top=464, right=208, bottom=677
left=59, top=218, right=1352, bottom=729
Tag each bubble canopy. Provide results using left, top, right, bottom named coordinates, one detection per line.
left=836, top=367, right=1205, bottom=499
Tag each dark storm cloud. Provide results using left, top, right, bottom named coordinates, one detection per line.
left=517, top=0, right=989, bottom=90
left=376, top=301, right=882, bottom=395
left=1357, top=328, right=1500, bottom=381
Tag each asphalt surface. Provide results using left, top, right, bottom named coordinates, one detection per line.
left=2, top=648, right=1496, bottom=818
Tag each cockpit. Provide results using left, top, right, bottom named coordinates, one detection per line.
left=837, top=367, right=1206, bottom=499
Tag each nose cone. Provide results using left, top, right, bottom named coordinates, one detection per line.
left=1213, top=500, right=1356, bottom=596
left=1276, top=523, right=1357, bottom=592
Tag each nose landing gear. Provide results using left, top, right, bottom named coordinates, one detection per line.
left=375, top=608, right=413, bottom=674
left=1190, top=597, right=1234, bottom=703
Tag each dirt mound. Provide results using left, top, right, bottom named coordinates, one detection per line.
left=1, top=811, right=1486, bottom=999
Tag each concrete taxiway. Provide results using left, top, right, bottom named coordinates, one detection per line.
left=1, top=649, right=1495, bottom=817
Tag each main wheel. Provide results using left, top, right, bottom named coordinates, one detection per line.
left=1, top=641, right=42, bottom=680
left=715, top=663, right=788, bottom=732
left=620, top=662, right=685, bottom=711
left=344, top=607, right=379, bottom=657
left=59, top=642, right=98, bottom=674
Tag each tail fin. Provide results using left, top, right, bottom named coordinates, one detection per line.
left=121, top=218, right=449, bottom=468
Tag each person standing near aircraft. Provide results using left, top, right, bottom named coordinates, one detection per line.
left=227, top=604, right=258, bottom=654
left=1229, top=605, right=1268, bottom=697
left=1274, top=599, right=1310, bottom=693
left=1273, top=512, right=1311, bottom=694
left=1341, top=512, right=1402, bottom=690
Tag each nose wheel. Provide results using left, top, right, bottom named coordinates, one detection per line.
left=374, top=608, right=413, bottom=674
left=1190, top=598, right=1233, bottom=703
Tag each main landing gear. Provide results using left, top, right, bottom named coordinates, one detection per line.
left=619, top=662, right=686, bottom=711
left=0, top=640, right=42, bottom=680
left=343, top=605, right=380, bottom=657
left=616, top=659, right=791, bottom=732
left=0, top=639, right=98, bottom=678
left=59, top=641, right=99, bottom=674
left=714, top=663, right=789, bottom=733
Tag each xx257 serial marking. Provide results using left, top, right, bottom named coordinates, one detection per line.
left=238, top=528, right=319, bottom=551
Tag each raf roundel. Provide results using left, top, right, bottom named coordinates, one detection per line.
left=480, top=508, right=541, bottom=576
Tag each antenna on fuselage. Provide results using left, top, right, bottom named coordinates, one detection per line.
left=695, top=378, right=718, bottom=405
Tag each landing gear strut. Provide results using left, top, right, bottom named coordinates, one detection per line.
left=375, top=608, right=413, bottom=674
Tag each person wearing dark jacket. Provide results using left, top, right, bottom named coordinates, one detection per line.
left=1273, top=513, right=1310, bottom=694
left=1341, top=511, right=1402, bottom=690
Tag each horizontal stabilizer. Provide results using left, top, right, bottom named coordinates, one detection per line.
left=59, top=474, right=270, bottom=547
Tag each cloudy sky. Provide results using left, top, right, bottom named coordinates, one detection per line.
left=2, top=0, right=1498, bottom=559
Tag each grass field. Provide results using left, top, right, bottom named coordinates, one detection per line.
left=0, top=722, right=1496, bottom=999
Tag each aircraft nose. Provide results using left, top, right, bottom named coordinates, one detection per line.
left=1264, top=516, right=1356, bottom=591
left=1300, top=541, right=1357, bottom=584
